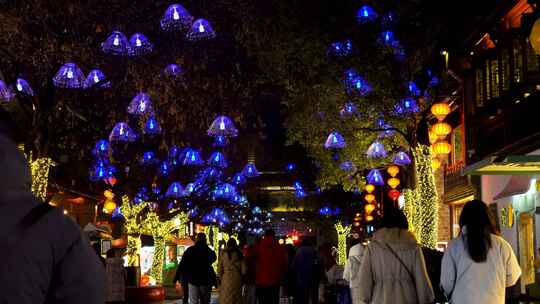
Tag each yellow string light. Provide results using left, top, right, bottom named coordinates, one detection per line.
left=30, top=157, right=55, bottom=201
left=334, top=222, right=351, bottom=265
left=120, top=196, right=149, bottom=267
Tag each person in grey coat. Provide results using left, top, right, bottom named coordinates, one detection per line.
left=0, top=119, right=105, bottom=304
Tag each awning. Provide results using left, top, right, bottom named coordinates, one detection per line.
left=493, top=175, right=531, bottom=200
left=463, top=155, right=540, bottom=175
left=444, top=184, right=476, bottom=204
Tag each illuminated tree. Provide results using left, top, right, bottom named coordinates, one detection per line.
left=334, top=221, right=352, bottom=265
left=120, top=196, right=149, bottom=267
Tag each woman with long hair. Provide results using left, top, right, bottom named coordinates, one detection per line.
left=218, top=238, right=246, bottom=304
left=356, top=208, right=434, bottom=304
left=441, top=199, right=521, bottom=303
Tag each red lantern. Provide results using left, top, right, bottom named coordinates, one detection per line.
left=388, top=189, right=401, bottom=201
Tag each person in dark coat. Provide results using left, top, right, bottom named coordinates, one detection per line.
left=179, top=233, right=217, bottom=304
left=0, top=119, right=105, bottom=304
left=421, top=246, right=444, bottom=302
left=174, top=259, right=190, bottom=304
left=293, top=238, right=322, bottom=304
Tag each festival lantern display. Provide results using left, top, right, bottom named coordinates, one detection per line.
left=14, top=78, right=35, bottom=96
left=387, top=177, right=400, bottom=189
left=109, top=122, right=137, bottom=142
left=0, top=80, right=14, bottom=103
left=367, top=169, right=384, bottom=186
left=364, top=203, right=376, bottom=214
left=183, top=149, right=204, bottom=166
left=339, top=161, right=355, bottom=172
left=366, top=141, right=387, bottom=159
left=160, top=3, right=194, bottom=32
left=52, top=62, right=86, bottom=89
left=164, top=64, right=183, bottom=79
left=340, top=102, right=358, bottom=118
left=103, top=190, right=117, bottom=214
left=213, top=136, right=229, bottom=147
left=208, top=115, right=238, bottom=137
left=165, top=182, right=184, bottom=199
left=129, top=33, right=153, bottom=56
left=328, top=39, right=353, bottom=57
left=407, top=81, right=421, bottom=96
left=388, top=189, right=401, bottom=201
left=356, top=5, right=378, bottom=23
left=432, top=140, right=451, bottom=155
left=143, top=116, right=162, bottom=135
left=208, top=151, right=228, bottom=168
left=364, top=193, right=375, bottom=204
left=242, top=162, right=259, bottom=178
left=431, top=122, right=452, bottom=139
left=431, top=102, right=451, bottom=121
left=365, top=184, right=375, bottom=193
left=324, top=131, right=346, bottom=149
left=387, top=165, right=399, bottom=177
left=85, top=69, right=110, bottom=88
left=432, top=158, right=441, bottom=170
left=186, top=19, right=216, bottom=41
left=102, top=31, right=130, bottom=56
left=128, top=93, right=153, bottom=115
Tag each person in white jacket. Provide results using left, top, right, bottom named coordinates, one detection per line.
left=343, top=241, right=365, bottom=304
left=441, top=199, right=521, bottom=304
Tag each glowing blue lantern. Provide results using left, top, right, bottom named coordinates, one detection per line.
left=0, top=80, right=13, bottom=103
left=221, top=183, right=236, bottom=199
left=393, top=151, right=412, bottom=166
left=92, top=140, right=110, bottom=158
left=165, top=182, right=184, bottom=198
left=109, top=122, right=137, bottom=142
left=208, top=151, right=228, bottom=168
left=207, top=115, right=238, bottom=137
left=345, top=76, right=372, bottom=96
left=188, top=207, right=199, bottom=219
left=143, top=116, right=162, bottom=135
left=134, top=188, right=149, bottom=204
left=319, top=206, right=332, bottom=216
left=376, top=117, right=386, bottom=127
left=183, top=149, right=205, bottom=166
left=213, top=135, right=229, bottom=147
left=14, top=78, right=34, bottom=96
left=402, top=98, right=420, bottom=114
left=186, top=19, right=216, bottom=41
left=357, top=5, right=378, bottom=23
left=201, top=213, right=214, bottom=224
left=129, top=33, right=153, bottom=56
left=85, top=69, right=110, bottom=89
left=242, top=162, right=259, bottom=178
left=53, top=63, right=85, bottom=89
left=324, top=131, right=346, bottom=149
left=379, top=123, right=395, bottom=138
left=89, top=159, right=108, bottom=182
left=127, top=93, right=153, bottom=115
left=286, top=163, right=296, bottom=172
left=232, top=173, right=246, bottom=185
left=328, top=39, right=353, bottom=57
left=164, top=64, right=183, bottom=79
left=141, top=151, right=156, bottom=165
left=102, top=31, right=130, bottom=56
left=367, top=169, right=384, bottom=186
left=169, top=146, right=180, bottom=159
left=379, top=31, right=399, bottom=47
left=160, top=3, right=194, bottom=32
left=111, top=207, right=124, bottom=219
left=340, top=102, right=358, bottom=117
left=252, top=206, right=262, bottom=214
left=160, top=161, right=170, bottom=176
left=184, top=183, right=195, bottom=195
left=295, top=189, right=307, bottom=198
left=407, top=81, right=421, bottom=96
left=340, top=161, right=355, bottom=172
left=167, top=202, right=176, bottom=210
left=366, top=141, right=387, bottom=159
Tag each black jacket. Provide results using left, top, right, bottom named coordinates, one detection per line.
left=178, top=241, right=217, bottom=286
left=0, top=135, right=105, bottom=304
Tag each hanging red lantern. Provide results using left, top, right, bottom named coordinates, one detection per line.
left=388, top=189, right=401, bottom=201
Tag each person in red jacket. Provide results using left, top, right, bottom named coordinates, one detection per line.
left=255, top=229, right=288, bottom=304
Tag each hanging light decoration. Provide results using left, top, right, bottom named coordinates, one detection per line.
left=160, top=3, right=194, bottom=32
left=356, top=5, right=378, bottom=23
left=365, top=203, right=376, bottom=215
left=407, top=81, right=421, bottom=96
left=213, top=135, right=229, bottom=147
left=432, top=158, right=441, bottom=170
left=366, top=141, right=387, bottom=159
left=392, top=152, right=412, bottom=166
left=109, top=122, right=137, bottom=142
left=232, top=173, right=246, bottom=185
left=102, top=31, right=130, bottom=56
left=0, top=80, right=14, bottom=103
left=432, top=140, right=452, bottom=155
left=143, top=116, right=162, bottom=135
left=207, top=115, right=238, bottom=137
left=379, top=31, right=399, bottom=47
left=339, top=161, right=355, bottom=172
left=387, top=165, right=399, bottom=177
left=429, top=129, right=438, bottom=144
left=159, top=161, right=170, bottom=176
left=165, top=182, right=185, bottom=199
left=207, top=151, right=228, bottom=168
left=345, top=75, right=372, bottom=96
left=111, top=207, right=124, bottom=219
left=103, top=200, right=117, bottom=214
left=364, top=193, right=376, bottom=204
left=388, top=189, right=401, bottom=201
left=220, top=183, right=236, bottom=199
left=365, top=184, right=375, bottom=193
left=92, top=140, right=110, bottom=158
left=52, top=62, right=86, bottom=89
left=14, top=78, right=34, bottom=96
left=324, top=131, right=346, bottom=149
left=394, top=98, right=420, bottom=115
left=89, top=159, right=108, bottom=182
left=141, top=151, right=157, bottom=165
left=129, top=33, right=153, bottom=56
left=387, top=177, right=400, bottom=189
left=127, top=93, right=153, bottom=115
left=340, top=102, right=358, bottom=118
left=84, top=69, right=110, bottom=89
left=186, top=19, right=216, bottom=41
left=365, top=215, right=374, bottom=222
left=431, top=102, right=451, bottom=121
left=164, top=64, right=183, bottom=79
left=286, top=163, right=296, bottom=172
left=432, top=122, right=452, bottom=139
left=328, top=39, right=353, bottom=57
left=183, top=149, right=204, bottom=166
left=367, top=169, right=384, bottom=186
left=242, top=162, right=259, bottom=178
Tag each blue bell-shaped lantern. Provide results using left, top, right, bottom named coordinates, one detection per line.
left=407, top=81, right=421, bottom=96
left=133, top=188, right=149, bottom=204
left=367, top=169, right=385, bottom=186
left=14, top=78, right=34, bottom=96
left=220, top=183, right=236, bottom=199
left=102, top=31, right=130, bottom=56
left=345, top=75, right=372, bottom=96
left=164, top=64, right=183, bottom=79
left=159, top=161, right=170, bottom=176
left=160, top=3, right=194, bottom=32
left=183, top=149, right=205, bottom=166
left=0, top=80, right=14, bottom=103
left=92, top=140, right=110, bottom=158
left=340, top=102, right=358, bottom=118
left=129, top=33, right=153, bottom=56
left=242, top=162, right=259, bottom=178
left=53, top=63, right=86, bottom=89
left=127, top=93, right=153, bottom=115
left=186, top=19, right=216, bottom=41
left=165, top=182, right=184, bottom=199
left=143, top=116, right=162, bottom=135
left=379, top=123, right=395, bottom=138
left=213, top=135, right=229, bottom=147
left=324, top=131, right=346, bottom=149
left=366, top=141, right=388, bottom=159
left=207, top=115, right=238, bottom=137
left=357, top=5, right=378, bottom=23
left=232, top=173, right=246, bottom=185
left=141, top=151, right=157, bottom=165
left=85, top=69, right=110, bottom=89
left=208, top=151, right=228, bottom=168
left=393, top=151, right=412, bottom=166
left=109, top=122, right=137, bottom=142
left=328, top=39, right=353, bottom=57
left=340, top=161, right=355, bottom=172
left=286, top=163, right=296, bottom=172
left=89, top=159, right=108, bottom=182
left=379, top=31, right=399, bottom=48
left=111, top=207, right=124, bottom=219
left=184, top=183, right=196, bottom=196
left=319, top=206, right=332, bottom=216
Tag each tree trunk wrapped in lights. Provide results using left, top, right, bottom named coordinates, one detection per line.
left=143, top=210, right=189, bottom=284
left=120, top=196, right=149, bottom=267
left=405, top=145, right=439, bottom=249
left=334, top=221, right=351, bottom=265
left=204, top=225, right=220, bottom=272
left=30, top=157, right=54, bottom=201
